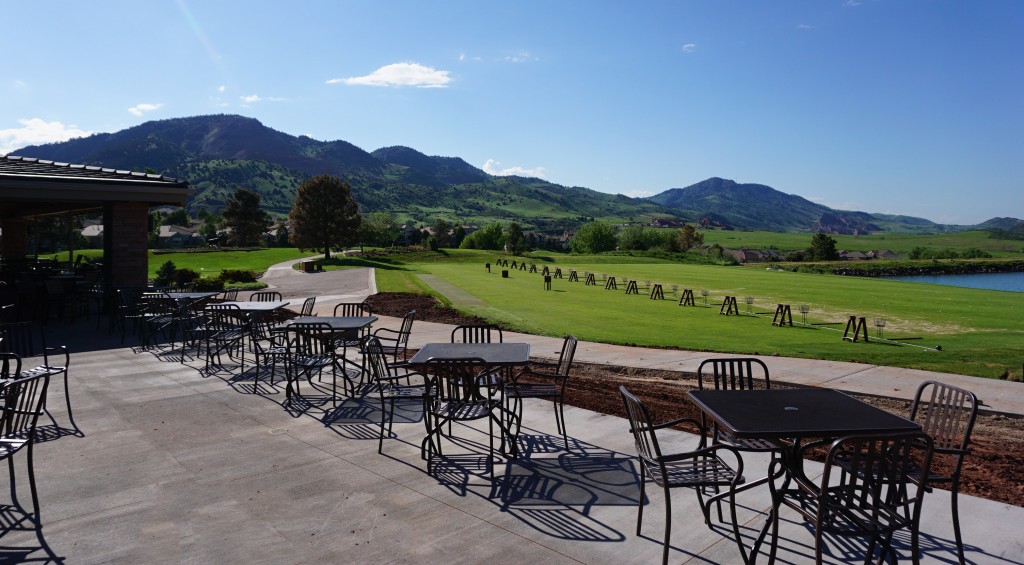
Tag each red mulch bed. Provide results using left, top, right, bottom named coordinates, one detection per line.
left=366, top=292, right=1024, bottom=507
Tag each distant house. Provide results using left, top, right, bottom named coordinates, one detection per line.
left=729, top=249, right=767, bottom=263
left=867, top=249, right=898, bottom=260
left=840, top=250, right=869, bottom=261
left=650, top=217, right=682, bottom=228
left=158, top=225, right=205, bottom=248
left=81, top=223, right=104, bottom=246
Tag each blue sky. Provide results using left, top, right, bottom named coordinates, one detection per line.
left=2, top=1, right=1021, bottom=225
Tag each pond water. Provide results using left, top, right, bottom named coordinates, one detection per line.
left=885, top=271, right=1024, bottom=293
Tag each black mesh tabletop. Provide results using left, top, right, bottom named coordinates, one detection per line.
left=688, top=388, right=920, bottom=440
left=409, top=343, right=531, bottom=366
left=278, top=316, right=377, bottom=330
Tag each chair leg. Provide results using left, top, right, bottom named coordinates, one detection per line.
left=950, top=486, right=965, bottom=565
left=378, top=395, right=388, bottom=454
left=7, top=454, right=18, bottom=508
left=662, top=484, right=672, bottom=565
left=637, top=473, right=646, bottom=534
left=27, top=444, right=40, bottom=526
left=556, top=398, right=568, bottom=450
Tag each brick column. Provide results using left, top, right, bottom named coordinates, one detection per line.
left=1, top=218, right=28, bottom=260
left=107, top=202, right=150, bottom=288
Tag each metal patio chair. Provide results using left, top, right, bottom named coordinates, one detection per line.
left=766, top=432, right=934, bottom=565
left=619, top=385, right=745, bottom=565
left=505, top=334, right=577, bottom=450
left=0, top=371, right=52, bottom=527
left=909, top=380, right=978, bottom=565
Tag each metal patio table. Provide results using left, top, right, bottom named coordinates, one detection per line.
left=687, top=387, right=922, bottom=562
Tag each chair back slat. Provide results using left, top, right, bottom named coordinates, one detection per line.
left=821, top=432, right=933, bottom=529
left=299, top=297, right=316, bottom=317
left=286, top=322, right=334, bottom=357
left=250, top=291, right=283, bottom=302
left=424, top=357, right=490, bottom=404
left=556, top=335, right=578, bottom=376
left=1, top=371, right=50, bottom=440
left=363, top=337, right=390, bottom=384
left=697, top=357, right=770, bottom=391
left=910, top=380, right=978, bottom=453
left=451, top=324, right=502, bottom=344
left=0, top=352, right=22, bottom=379
left=333, top=302, right=372, bottom=317
left=619, top=386, right=663, bottom=467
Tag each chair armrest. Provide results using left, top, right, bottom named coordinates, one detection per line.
left=514, top=368, right=568, bottom=381
left=661, top=443, right=744, bottom=471
left=652, top=417, right=703, bottom=431
left=43, top=344, right=70, bottom=369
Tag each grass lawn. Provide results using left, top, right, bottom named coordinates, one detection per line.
left=147, top=248, right=312, bottom=280
left=370, top=249, right=1021, bottom=379
left=701, top=229, right=1024, bottom=258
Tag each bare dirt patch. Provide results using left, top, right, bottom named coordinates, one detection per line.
left=368, top=292, right=1024, bottom=507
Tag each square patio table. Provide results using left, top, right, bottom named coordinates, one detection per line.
left=686, top=388, right=921, bottom=440
left=408, top=342, right=531, bottom=366
left=687, top=387, right=921, bottom=560
left=276, top=315, right=379, bottom=396
left=213, top=300, right=289, bottom=313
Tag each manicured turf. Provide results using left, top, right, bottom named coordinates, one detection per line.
left=146, top=248, right=311, bottom=279
left=380, top=249, right=1021, bottom=379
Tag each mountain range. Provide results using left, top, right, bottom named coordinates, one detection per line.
left=10, top=114, right=1011, bottom=234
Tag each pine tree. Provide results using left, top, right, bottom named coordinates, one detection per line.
left=289, top=175, right=362, bottom=261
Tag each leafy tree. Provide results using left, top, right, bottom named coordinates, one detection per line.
left=273, top=223, right=290, bottom=247
left=451, top=225, right=466, bottom=248
left=677, top=224, right=705, bottom=251
left=289, top=175, right=362, bottom=261
left=617, top=225, right=649, bottom=251
left=154, top=260, right=176, bottom=286
left=200, top=213, right=221, bottom=241
left=163, top=208, right=190, bottom=227
left=362, top=211, right=400, bottom=248
left=506, top=222, right=526, bottom=254
left=808, top=233, right=839, bottom=261
left=221, top=188, right=271, bottom=247
left=570, top=221, right=617, bottom=254
left=432, top=219, right=453, bottom=248
left=460, top=223, right=505, bottom=250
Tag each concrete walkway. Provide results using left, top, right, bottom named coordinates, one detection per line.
left=0, top=260, right=1020, bottom=563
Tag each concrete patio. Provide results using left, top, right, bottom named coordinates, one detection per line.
left=3, top=311, right=1023, bottom=564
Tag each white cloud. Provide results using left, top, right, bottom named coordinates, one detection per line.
left=797, top=23, right=814, bottom=30
left=128, top=103, right=163, bottom=116
left=0, top=118, right=92, bottom=155
left=240, top=94, right=285, bottom=104
left=843, top=0, right=862, bottom=6
left=217, top=85, right=226, bottom=93
left=328, top=62, right=452, bottom=88
left=13, top=79, right=27, bottom=88
left=624, top=189, right=654, bottom=198
left=483, top=159, right=547, bottom=179
left=503, top=51, right=534, bottom=63
left=682, top=43, right=697, bottom=53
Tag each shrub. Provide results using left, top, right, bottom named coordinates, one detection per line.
left=217, top=269, right=258, bottom=284
left=172, top=268, right=201, bottom=286
left=154, top=260, right=176, bottom=286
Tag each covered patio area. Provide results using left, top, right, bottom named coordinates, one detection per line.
left=0, top=155, right=190, bottom=290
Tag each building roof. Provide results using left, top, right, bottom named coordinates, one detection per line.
left=0, top=155, right=191, bottom=220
